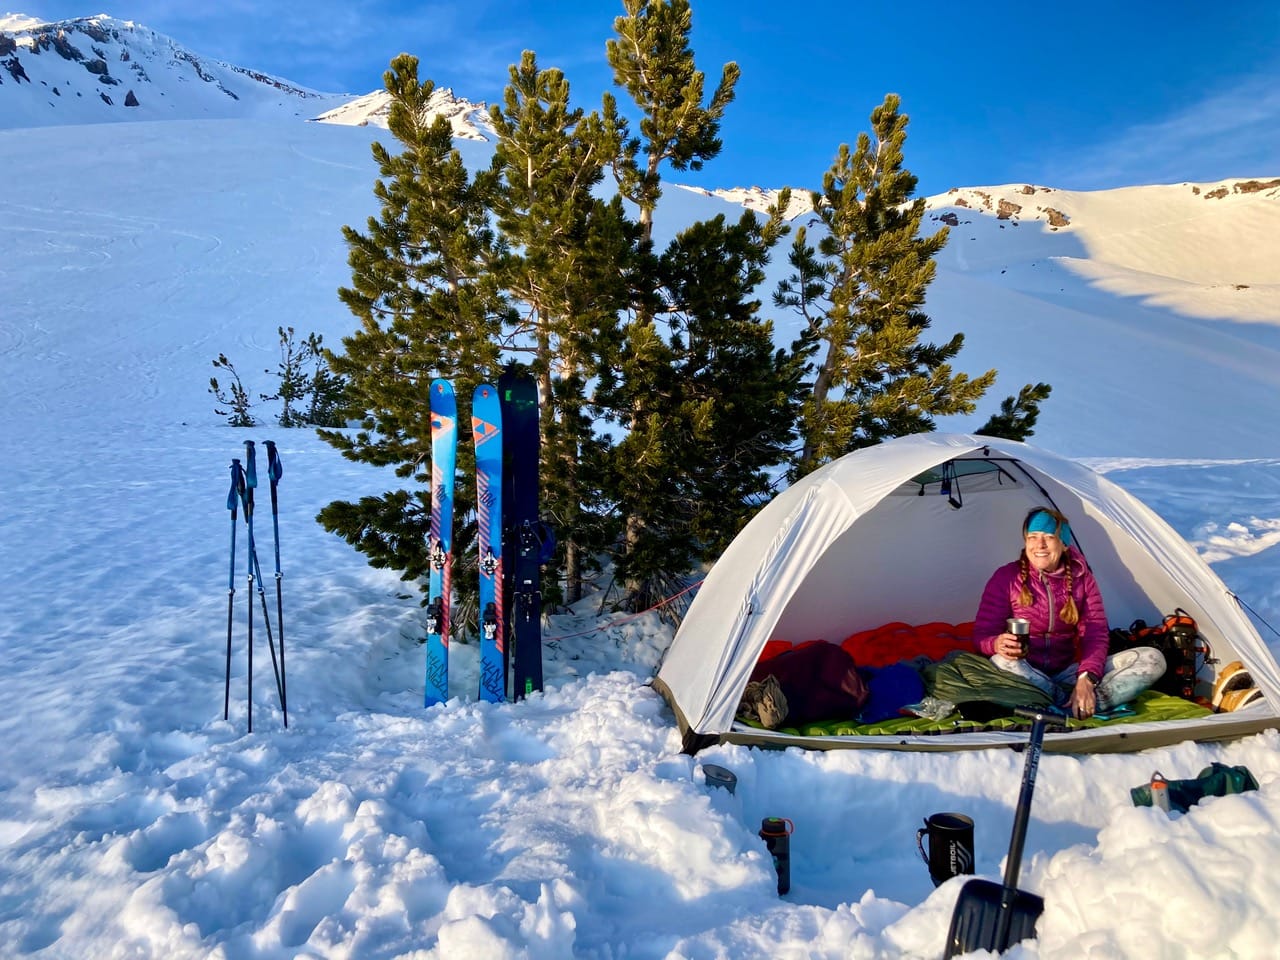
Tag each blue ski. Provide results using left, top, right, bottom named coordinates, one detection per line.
left=425, top=378, right=457, bottom=706
left=472, top=384, right=505, bottom=703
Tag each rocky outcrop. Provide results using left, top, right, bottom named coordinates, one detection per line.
left=996, top=199, right=1022, bottom=220
left=1197, top=178, right=1280, bottom=199
left=229, top=66, right=318, bottom=99
left=47, top=31, right=85, bottom=62
left=80, top=21, right=114, bottom=44
left=2, top=55, right=29, bottom=83
left=1231, top=179, right=1280, bottom=194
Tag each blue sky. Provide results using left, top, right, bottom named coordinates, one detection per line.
left=15, top=1, right=1280, bottom=195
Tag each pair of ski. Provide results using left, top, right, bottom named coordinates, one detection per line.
left=424, top=370, right=542, bottom=706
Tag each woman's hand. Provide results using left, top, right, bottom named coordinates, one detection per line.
left=994, top=632, right=1025, bottom=659
left=1071, top=673, right=1097, bottom=719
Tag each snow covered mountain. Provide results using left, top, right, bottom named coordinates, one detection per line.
left=0, top=12, right=490, bottom=135
left=0, top=13, right=351, bottom=124
left=312, top=86, right=493, bottom=140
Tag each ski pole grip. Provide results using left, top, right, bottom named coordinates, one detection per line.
left=244, top=440, right=258, bottom=488
left=265, top=440, right=282, bottom=483
left=227, top=459, right=243, bottom=510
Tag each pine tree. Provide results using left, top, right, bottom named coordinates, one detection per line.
left=301, top=331, right=350, bottom=428
left=605, top=200, right=805, bottom=604
left=778, top=94, right=997, bottom=477
left=606, top=0, right=739, bottom=232
left=486, top=51, right=634, bottom=604
left=260, top=326, right=310, bottom=427
left=600, top=0, right=798, bottom=607
left=317, top=54, right=505, bottom=589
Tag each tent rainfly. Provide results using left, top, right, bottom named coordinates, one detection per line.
left=654, top=434, right=1280, bottom=753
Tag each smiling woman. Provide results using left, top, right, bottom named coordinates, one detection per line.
left=973, top=507, right=1167, bottom=719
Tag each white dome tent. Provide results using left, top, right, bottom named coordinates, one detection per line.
left=654, top=434, right=1280, bottom=753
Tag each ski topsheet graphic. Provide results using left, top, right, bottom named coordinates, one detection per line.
left=425, top=378, right=457, bottom=707
left=472, top=383, right=505, bottom=703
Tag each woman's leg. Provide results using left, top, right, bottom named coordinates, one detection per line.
left=1097, top=647, right=1167, bottom=710
left=991, top=655, right=1056, bottom=697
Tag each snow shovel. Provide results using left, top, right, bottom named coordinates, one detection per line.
left=943, top=707, right=1066, bottom=958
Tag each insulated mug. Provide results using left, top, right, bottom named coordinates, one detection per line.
left=702, top=763, right=737, bottom=795
left=916, top=812, right=975, bottom=887
left=1008, top=617, right=1030, bottom=657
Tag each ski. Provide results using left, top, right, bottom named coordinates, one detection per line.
left=499, top=366, right=544, bottom=699
left=472, top=383, right=505, bottom=703
left=425, top=378, right=457, bottom=707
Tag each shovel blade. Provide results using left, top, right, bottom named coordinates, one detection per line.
left=944, top=878, right=1044, bottom=958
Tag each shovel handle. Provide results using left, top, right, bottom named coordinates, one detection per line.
left=991, top=711, right=1061, bottom=950
left=1013, top=706, right=1069, bottom=729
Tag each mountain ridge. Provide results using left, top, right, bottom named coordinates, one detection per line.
left=3, top=13, right=1277, bottom=217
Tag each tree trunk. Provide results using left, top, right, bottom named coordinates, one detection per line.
left=798, top=338, right=839, bottom=473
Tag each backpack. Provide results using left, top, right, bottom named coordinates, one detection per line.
left=1109, top=608, right=1213, bottom=701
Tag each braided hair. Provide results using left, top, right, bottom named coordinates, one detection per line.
left=1016, top=507, right=1080, bottom=625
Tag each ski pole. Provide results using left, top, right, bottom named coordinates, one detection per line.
left=243, top=441, right=285, bottom=728
left=248, top=538, right=284, bottom=717
left=225, top=459, right=244, bottom=721
left=248, top=442, right=285, bottom=722
left=242, top=442, right=257, bottom=733
left=265, top=440, right=286, bottom=726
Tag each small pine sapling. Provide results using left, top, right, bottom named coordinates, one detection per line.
left=260, top=326, right=310, bottom=427
left=302, top=331, right=349, bottom=427
left=210, top=353, right=258, bottom=426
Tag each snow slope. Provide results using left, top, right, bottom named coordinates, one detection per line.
left=2, top=116, right=1277, bottom=458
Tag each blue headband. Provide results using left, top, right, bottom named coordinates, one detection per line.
left=1026, top=510, right=1072, bottom=546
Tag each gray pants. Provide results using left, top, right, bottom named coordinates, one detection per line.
left=992, top=646, right=1167, bottom=711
